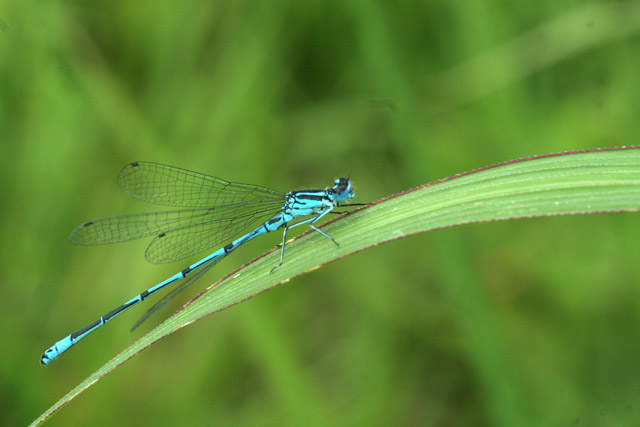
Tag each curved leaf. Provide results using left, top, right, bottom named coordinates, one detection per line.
left=32, top=146, right=640, bottom=426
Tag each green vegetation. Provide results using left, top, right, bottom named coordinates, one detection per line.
left=2, top=1, right=640, bottom=426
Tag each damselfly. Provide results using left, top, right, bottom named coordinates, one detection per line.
left=41, top=162, right=356, bottom=365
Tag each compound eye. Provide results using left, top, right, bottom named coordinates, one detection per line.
left=331, top=178, right=350, bottom=195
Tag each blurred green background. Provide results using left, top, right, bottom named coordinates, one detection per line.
left=2, top=0, right=640, bottom=425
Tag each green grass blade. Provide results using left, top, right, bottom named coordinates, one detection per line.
left=32, top=146, right=640, bottom=426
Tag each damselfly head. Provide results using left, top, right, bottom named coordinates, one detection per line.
left=330, top=177, right=354, bottom=202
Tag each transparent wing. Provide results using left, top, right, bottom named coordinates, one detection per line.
left=118, top=161, right=284, bottom=207
left=144, top=203, right=280, bottom=264
left=69, top=201, right=283, bottom=264
left=130, top=258, right=219, bottom=332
